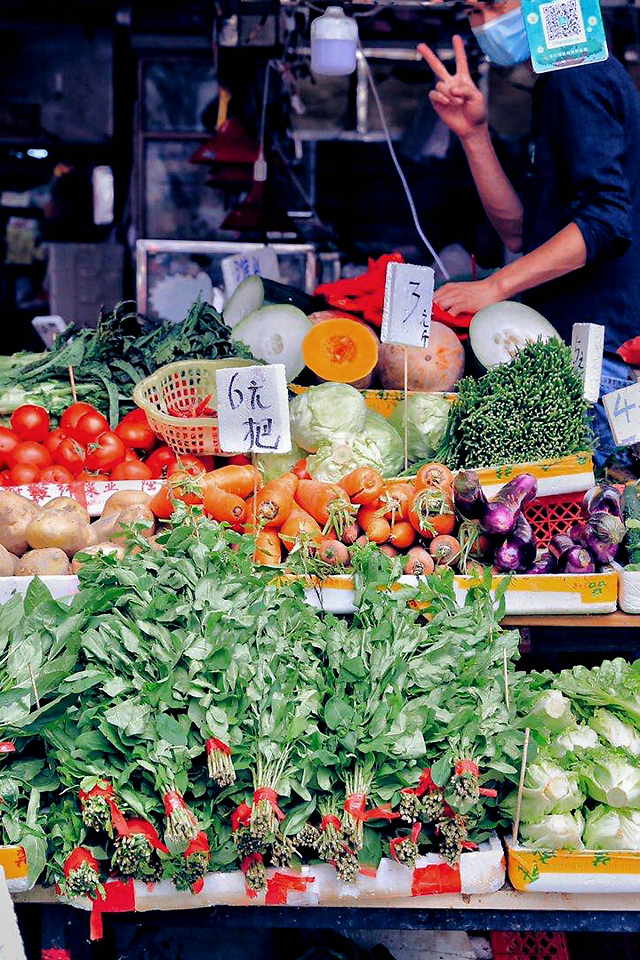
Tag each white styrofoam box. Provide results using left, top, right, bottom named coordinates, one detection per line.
left=5, top=480, right=161, bottom=518
left=619, top=569, right=640, bottom=614
left=479, top=468, right=594, bottom=500
left=0, top=575, right=79, bottom=604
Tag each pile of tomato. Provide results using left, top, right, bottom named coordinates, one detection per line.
left=0, top=403, right=239, bottom=487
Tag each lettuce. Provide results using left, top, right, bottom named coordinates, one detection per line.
left=503, top=755, right=584, bottom=822
left=256, top=441, right=305, bottom=484
left=588, top=709, right=640, bottom=758
left=519, top=811, right=585, bottom=850
left=307, top=412, right=404, bottom=483
left=584, top=805, right=640, bottom=850
left=525, top=690, right=575, bottom=734
left=550, top=724, right=600, bottom=760
left=556, top=659, right=640, bottom=726
left=577, top=749, right=640, bottom=808
left=289, top=383, right=367, bottom=453
left=388, top=393, right=449, bottom=462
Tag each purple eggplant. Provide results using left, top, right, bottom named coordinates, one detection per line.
left=494, top=515, right=537, bottom=572
left=584, top=510, right=626, bottom=564
left=549, top=534, right=574, bottom=562
left=453, top=470, right=488, bottom=521
left=563, top=546, right=596, bottom=574
left=582, top=485, right=623, bottom=520
left=525, top=551, right=557, bottom=574
left=480, top=474, right=538, bottom=537
left=568, top=521, right=587, bottom=545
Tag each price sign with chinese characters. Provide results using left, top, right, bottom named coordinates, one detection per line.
left=381, top=262, right=434, bottom=349
left=571, top=322, right=604, bottom=403
left=221, top=247, right=281, bottom=299
left=215, top=364, right=291, bottom=454
left=602, top=381, right=640, bottom=447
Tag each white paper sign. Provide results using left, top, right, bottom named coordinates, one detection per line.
left=32, top=315, right=67, bottom=349
left=602, top=381, right=640, bottom=446
left=215, top=364, right=291, bottom=454
left=381, top=262, right=434, bottom=349
left=571, top=323, right=604, bottom=403
left=222, top=248, right=281, bottom=299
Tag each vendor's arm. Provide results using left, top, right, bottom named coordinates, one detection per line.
left=418, top=37, right=523, bottom=251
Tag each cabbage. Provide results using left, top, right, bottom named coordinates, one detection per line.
left=289, top=383, right=367, bottom=453
left=550, top=724, right=600, bottom=760
left=519, top=811, right=585, bottom=850
left=584, top=805, right=640, bottom=850
left=256, top=441, right=305, bottom=484
left=307, top=411, right=404, bottom=483
left=526, top=690, right=575, bottom=734
left=502, top=756, right=584, bottom=822
left=577, top=749, right=640, bottom=808
left=588, top=709, right=640, bottom=757
left=388, top=393, right=450, bottom=462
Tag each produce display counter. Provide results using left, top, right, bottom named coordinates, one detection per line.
left=13, top=886, right=640, bottom=933
left=503, top=612, right=640, bottom=627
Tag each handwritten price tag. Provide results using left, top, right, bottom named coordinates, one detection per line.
left=215, top=364, right=291, bottom=454
left=381, top=262, right=434, bottom=348
left=571, top=323, right=604, bottom=404
left=602, top=381, right=640, bottom=447
left=221, top=248, right=281, bottom=298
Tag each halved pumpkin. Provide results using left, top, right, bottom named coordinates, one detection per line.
left=303, top=317, right=379, bottom=385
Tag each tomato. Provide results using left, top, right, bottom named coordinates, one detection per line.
left=76, top=471, right=109, bottom=482
left=0, top=427, right=19, bottom=468
left=40, top=465, right=75, bottom=484
left=85, top=431, right=126, bottom=471
left=119, top=408, right=149, bottom=425
left=54, top=438, right=86, bottom=475
left=44, top=428, right=67, bottom=457
left=0, top=470, right=12, bottom=487
left=168, top=454, right=205, bottom=477
left=227, top=454, right=251, bottom=466
left=124, top=449, right=140, bottom=461
left=115, top=420, right=156, bottom=453
left=198, top=455, right=216, bottom=471
left=10, top=462, right=40, bottom=485
left=73, top=411, right=110, bottom=445
left=145, top=445, right=177, bottom=479
left=11, top=404, right=50, bottom=442
left=111, top=460, right=154, bottom=481
left=60, top=402, right=99, bottom=435
left=8, top=441, right=52, bottom=470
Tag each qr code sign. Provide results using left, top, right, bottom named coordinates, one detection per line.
left=539, top=0, right=586, bottom=48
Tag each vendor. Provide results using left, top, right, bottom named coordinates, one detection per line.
left=419, top=5, right=640, bottom=467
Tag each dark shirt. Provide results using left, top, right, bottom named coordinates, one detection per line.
left=521, top=56, right=640, bottom=352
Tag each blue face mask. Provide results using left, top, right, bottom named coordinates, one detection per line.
left=472, top=8, right=530, bottom=67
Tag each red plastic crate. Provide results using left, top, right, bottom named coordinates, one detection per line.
left=490, top=931, right=571, bottom=960
left=523, top=491, right=584, bottom=548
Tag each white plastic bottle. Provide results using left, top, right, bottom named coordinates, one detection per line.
left=311, top=6, right=358, bottom=76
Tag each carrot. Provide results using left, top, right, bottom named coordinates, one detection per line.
left=378, top=482, right=414, bottom=523
left=254, top=528, right=282, bottom=566
left=414, top=463, right=454, bottom=494
left=279, top=506, right=322, bottom=552
left=358, top=504, right=391, bottom=543
left=149, top=470, right=203, bottom=519
left=205, top=464, right=260, bottom=498
left=295, top=479, right=355, bottom=537
left=292, top=458, right=311, bottom=480
left=408, top=487, right=455, bottom=540
left=341, top=522, right=361, bottom=545
left=379, top=544, right=399, bottom=558
left=202, top=483, right=246, bottom=524
left=255, top=472, right=298, bottom=528
left=404, top=547, right=435, bottom=576
left=339, top=467, right=384, bottom=505
left=429, top=535, right=461, bottom=566
left=318, top=539, right=350, bottom=566
left=389, top=520, right=416, bottom=550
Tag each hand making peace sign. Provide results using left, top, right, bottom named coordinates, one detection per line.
left=418, top=36, right=488, bottom=141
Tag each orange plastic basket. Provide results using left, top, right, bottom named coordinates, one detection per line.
left=132, top=358, right=255, bottom=457
left=523, top=491, right=584, bottom=547
left=490, top=932, right=571, bottom=960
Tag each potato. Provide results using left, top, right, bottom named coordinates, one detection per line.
left=26, top=511, right=93, bottom=557
left=88, top=513, right=123, bottom=545
left=102, top=491, right=151, bottom=518
left=0, top=491, right=43, bottom=556
left=15, top=548, right=71, bottom=577
left=43, top=497, right=90, bottom=525
left=376, top=321, right=465, bottom=392
left=112, top=505, right=156, bottom=541
left=71, top=542, right=126, bottom=574
left=0, top=544, right=18, bottom=576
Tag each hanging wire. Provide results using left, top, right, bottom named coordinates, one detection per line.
left=360, top=46, right=450, bottom=277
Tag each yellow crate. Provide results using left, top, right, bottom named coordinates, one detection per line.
left=507, top=840, right=640, bottom=893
